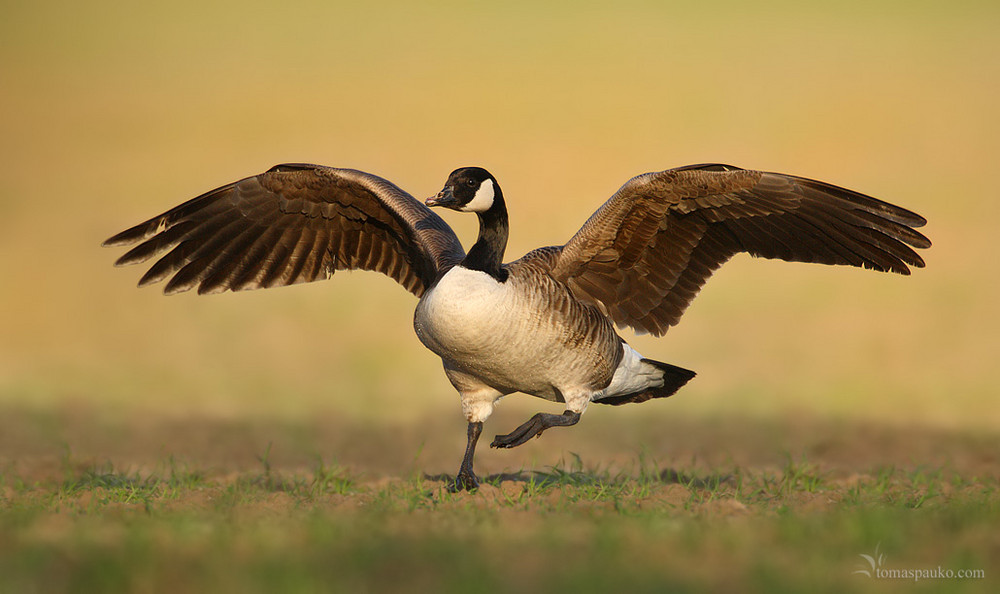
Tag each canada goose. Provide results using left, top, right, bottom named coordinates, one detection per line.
left=104, top=162, right=930, bottom=490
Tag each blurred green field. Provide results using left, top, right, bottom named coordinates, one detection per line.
left=1, top=1, right=998, bottom=592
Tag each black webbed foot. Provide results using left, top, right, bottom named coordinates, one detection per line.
left=451, top=470, right=480, bottom=492
left=490, top=410, right=581, bottom=449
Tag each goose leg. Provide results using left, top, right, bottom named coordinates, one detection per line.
left=452, top=421, right=483, bottom=492
left=490, top=410, right=581, bottom=449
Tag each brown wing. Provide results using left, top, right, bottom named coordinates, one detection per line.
left=104, top=164, right=465, bottom=297
left=544, top=163, right=931, bottom=336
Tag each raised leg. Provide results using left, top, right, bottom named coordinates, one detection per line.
left=490, top=410, right=581, bottom=449
left=452, top=421, right=483, bottom=492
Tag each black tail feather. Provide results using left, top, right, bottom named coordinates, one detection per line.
left=596, top=358, right=696, bottom=406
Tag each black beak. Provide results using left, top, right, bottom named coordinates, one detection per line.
left=425, top=186, right=458, bottom=208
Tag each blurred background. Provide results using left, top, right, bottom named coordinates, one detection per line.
left=1, top=0, right=996, bottom=475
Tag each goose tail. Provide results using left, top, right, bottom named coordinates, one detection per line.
left=594, top=346, right=696, bottom=406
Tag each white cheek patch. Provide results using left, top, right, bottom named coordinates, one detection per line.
left=460, top=179, right=495, bottom=212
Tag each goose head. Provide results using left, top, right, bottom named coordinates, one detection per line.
left=426, top=167, right=501, bottom=214
left=427, top=166, right=509, bottom=279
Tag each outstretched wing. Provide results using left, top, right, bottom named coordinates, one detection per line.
left=104, top=164, right=465, bottom=297
left=544, top=163, right=930, bottom=336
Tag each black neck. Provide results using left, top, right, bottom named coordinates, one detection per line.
left=462, top=199, right=509, bottom=282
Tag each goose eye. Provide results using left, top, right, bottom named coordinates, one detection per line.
left=466, top=179, right=477, bottom=187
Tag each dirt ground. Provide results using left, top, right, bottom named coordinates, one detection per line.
left=3, top=403, right=996, bottom=485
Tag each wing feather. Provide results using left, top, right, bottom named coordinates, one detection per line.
left=543, top=164, right=930, bottom=336
left=105, top=164, right=466, bottom=297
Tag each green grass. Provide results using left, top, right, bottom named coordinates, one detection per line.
left=1, top=452, right=996, bottom=593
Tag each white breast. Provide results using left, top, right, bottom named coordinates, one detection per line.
left=413, top=264, right=622, bottom=401
left=414, top=266, right=511, bottom=358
